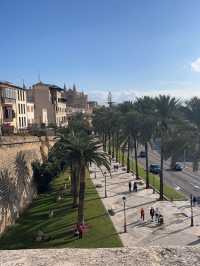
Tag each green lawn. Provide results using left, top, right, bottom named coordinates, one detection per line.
left=0, top=172, right=122, bottom=249
left=119, top=151, right=186, bottom=200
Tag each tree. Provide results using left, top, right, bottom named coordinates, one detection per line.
left=121, top=111, right=141, bottom=175
left=135, top=96, right=156, bottom=188
left=184, top=97, right=200, bottom=171
left=62, top=132, right=110, bottom=225
left=154, top=95, right=180, bottom=200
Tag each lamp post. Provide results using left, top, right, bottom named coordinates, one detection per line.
left=153, top=175, right=155, bottom=194
left=122, top=196, right=127, bottom=233
left=104, top=171, right=107, bottom=198
left=190, top=194, right=194, bottom=227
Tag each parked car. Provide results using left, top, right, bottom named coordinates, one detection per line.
left=150, top=164, right=161, bottom=174
left=139, top=151, right=146, bottom=158
left=173, top=163, right=183, bottom=171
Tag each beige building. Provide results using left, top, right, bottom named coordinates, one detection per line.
left=16, top=86, right=28, bottom=130
left=26, top=102, right=35, bottom=126
left=0, top=82, right=28, bottom=132
left=0, top=82, right=18, bottom=132
left=29, top=82, right=67, bottom=127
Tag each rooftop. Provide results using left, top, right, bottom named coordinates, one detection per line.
left=33, top=81, right=63, bottom=91
left=0, top=81, right=25, bottom=90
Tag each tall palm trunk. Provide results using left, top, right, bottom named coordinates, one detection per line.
left=112, top=133, right=115, bottom=159
left=108, top=132, right=111, bottom=155
left=122, top=148, right=125, bottom=167
left=115, top=132, right=119, bottom=162
left=127, top=136, right=130, bottom=173
left=104, top=134, right=107, bottom=152
left=170, top=154, right=178, bottom=170
left=72, top=166, right=79, bottom=208
left=102, top=133, right=106, bottom=152
left=134, top=136, right=139, bottom=179
left=145, top=142, right=149, bottom=188
left=160, top=140, right=164, bottom=200
left=77, top=163, right=86, bottom=225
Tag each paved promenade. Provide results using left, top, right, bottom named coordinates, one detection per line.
left=90, top=161, right=200, bottom=247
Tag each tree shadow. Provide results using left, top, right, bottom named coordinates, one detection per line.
left=188, top=237, right=200, bottom=246
left=115, top=199, right=157, bottom=214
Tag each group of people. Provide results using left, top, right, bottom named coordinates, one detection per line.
left=129, top=181, right=138, bottom=192
left=140, top=207, right=164, bottom=224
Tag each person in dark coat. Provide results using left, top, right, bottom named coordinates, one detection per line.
left=133, top=182, right=138, bottom=192
left=150, top=207, right=155, bottom=221
left=193, top=196, right=197, bottom=206
left=129, top=181, right=132, bottom=192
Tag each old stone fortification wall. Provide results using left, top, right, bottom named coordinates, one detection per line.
left=0, top=136, right=56, bottom=233
left=0, top=247, right=200, bottom=265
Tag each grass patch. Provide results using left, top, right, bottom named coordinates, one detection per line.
left=119, top=151, right=186, bottom=200
left=0, top=171, right=122, bottom=249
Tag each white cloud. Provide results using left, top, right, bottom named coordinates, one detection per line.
left=191, top=58, right=200, bottom=72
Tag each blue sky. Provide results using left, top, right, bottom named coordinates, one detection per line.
left=1, top=0, right=200, bottom=103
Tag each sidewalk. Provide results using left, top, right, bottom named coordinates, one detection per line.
left=90, top=161, right=200, bottom=247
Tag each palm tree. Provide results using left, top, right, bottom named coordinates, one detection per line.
left=154, top=95, right=180, bottom=200
left=135, top=96, right=156, bottom=188
left=163, top=120, right=192, bottom=170
left=93, top=107, right=109, bottom=152
left=184, top=97, right=200, bottom=171
left=63, top=132, right=110, bottom=225
left=121, top=111, right=141, bottom=175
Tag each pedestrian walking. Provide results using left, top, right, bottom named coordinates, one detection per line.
left=140, top=208, right=145, bottom=221
left=158, top=214, right=164, bottom=225
left=133, top=182, right=138, bottom=192
left=155, top=207, right=159, bottom=222
left=150, top=207, right=155, bottom=221
left=129, top=181, right=132, bottom=192
left=78, top=224, right=83, bottom=239
left=193, top=196, right=197, bottom=206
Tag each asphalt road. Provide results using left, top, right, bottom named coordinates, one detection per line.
left=137, top=148, right=200, bottom=199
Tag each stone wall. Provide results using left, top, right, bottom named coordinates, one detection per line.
left=0, top=136, right=56, bottom=233
left=0, top=247, right=200, bottom=265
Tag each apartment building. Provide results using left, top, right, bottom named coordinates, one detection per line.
left=0, top=82, right=28, bottom=132
left=0, top=82, right=17, bottom=132
left=29, top=82, right=67, bottom=127
left=26, top=102, right=35, bottom=126
left=16, top=86, right=28, bottom=129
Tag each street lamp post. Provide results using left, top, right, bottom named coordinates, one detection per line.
left=104, top=171, right=107, bottom=198
left=122, top=196, right=127, bottom=233
left=190, top=194, right=194, bottom=227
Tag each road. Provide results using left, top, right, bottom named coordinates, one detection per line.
left=137, top=147, right=200, bottom=198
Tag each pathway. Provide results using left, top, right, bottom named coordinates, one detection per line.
left=90, top=161, right=200, bottom=247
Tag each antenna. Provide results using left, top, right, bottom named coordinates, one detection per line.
left=107, top=91, right=114, bottom=108
left=22, top=79, right=26, bottom=89
left=38, top=72, right=41, bottom=82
